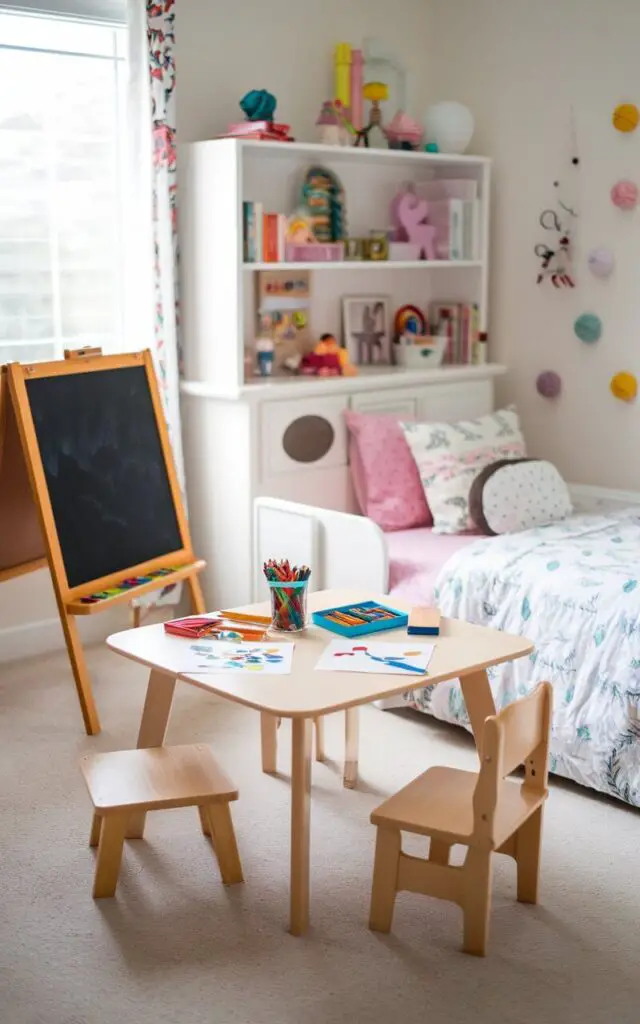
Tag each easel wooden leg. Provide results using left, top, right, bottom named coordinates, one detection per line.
left=459, top=670, right=497, bottom=755
left=61, top=608, right=100, bottom=736
left=131, top=604, right=142, bottom=628
left=343, top=707, right=359, bottom=789
left=290, top=717, right=312, bottom=935
left=261, top=712, right=278, bottom=774
left=127, top=669, right=177, bottom=839
left=186, top=572, right=206, bottom=614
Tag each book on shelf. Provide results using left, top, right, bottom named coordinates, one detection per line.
left=429, top=301, right=479, bottom=365
left=243, top=200, right=263, bottom=262
left=425, top=197, right=480, bottom=261
left=243, top=204, right=288, bottom=262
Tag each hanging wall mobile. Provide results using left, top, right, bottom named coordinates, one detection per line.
left=534, top=108, right=579, bottom=288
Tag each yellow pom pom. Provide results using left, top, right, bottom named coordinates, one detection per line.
left=613, top=103, right=639, bottom=133
left=610, top=372, right=637, bottom=402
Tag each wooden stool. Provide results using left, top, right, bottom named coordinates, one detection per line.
left=369, top=682, right=552, bottom=956
left=80, top=743, right=243, bottom=898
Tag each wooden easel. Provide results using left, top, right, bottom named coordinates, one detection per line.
left=0, top=350, right=205, bottom=736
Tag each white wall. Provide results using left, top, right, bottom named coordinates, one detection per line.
left=428, top=0, right=640, bottom=490
left=174, top=0, right=431, bottom=143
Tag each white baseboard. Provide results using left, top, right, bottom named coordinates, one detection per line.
left=0, top=607, right=129, bottom=665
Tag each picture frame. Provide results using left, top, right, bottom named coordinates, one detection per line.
left=342, top=295, right=392, bottom=366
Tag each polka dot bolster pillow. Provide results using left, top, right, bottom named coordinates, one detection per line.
left=400, top=407, right=527, bottom=534
left=469, top=458, right=573, bottom=535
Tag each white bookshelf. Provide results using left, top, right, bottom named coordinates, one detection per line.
left=179, top=139, right=499, bottom=608
left=180, top=138, right=491, bottom=394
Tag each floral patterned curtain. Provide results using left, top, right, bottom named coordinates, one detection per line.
left=144, top=0, right=183, bottom=472
left=127, top=0, right=184, bottom=610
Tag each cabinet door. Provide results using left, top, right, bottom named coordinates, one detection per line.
left=260, top=395, right=348, bottom=478
left=350, top=388, right=421, bottom=419
left=418, top=380, right=494, bottom=423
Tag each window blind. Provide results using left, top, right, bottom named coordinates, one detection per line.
left=0, top=1, right=125, bottom=24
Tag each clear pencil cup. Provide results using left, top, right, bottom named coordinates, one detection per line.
left=267, top=579, right=309, bottom=634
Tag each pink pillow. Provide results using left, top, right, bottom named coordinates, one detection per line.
left=344, top=410, right=432, bottom=531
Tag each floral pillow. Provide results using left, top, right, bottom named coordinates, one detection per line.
left=400, top=407, right=527, bottom=534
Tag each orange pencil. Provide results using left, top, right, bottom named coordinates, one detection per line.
left=219, top=610, right=271, bottom=626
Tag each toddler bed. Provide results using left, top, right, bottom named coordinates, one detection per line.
left=254, top=486, right=640, bottom=809
left=255, top=401, right=640, bottom=808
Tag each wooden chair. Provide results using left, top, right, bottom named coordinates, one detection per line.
left=80, top=743, right=243, bottom=898
left=369, top=681, right=552, bottom=956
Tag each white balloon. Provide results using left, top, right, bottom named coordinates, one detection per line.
left=423, top=101, right=475, bottom=154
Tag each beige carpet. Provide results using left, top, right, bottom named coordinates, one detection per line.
left=1, top=643, right=639, bottom=1024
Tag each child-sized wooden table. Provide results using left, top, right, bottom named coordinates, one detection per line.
left=107, top=589, right=533, bottom=936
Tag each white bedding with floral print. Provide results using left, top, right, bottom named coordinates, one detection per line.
left=403, top=510, right=640, bottom=807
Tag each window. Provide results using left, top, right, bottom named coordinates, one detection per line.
left=0, top=4, right=133, bottom=362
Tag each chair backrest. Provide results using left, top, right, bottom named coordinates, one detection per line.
left=472, top=682, right=553, bottom=846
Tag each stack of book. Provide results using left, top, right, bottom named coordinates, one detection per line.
left=243, top=202, right=288, bottom=262
left=417, top=179, right=481, bottom=261
left=429, top=302, right=480, bottom=365
left=221, top=121, right=293, bottom=142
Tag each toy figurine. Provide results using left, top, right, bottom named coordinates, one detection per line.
left=299, top=334, right=357, bottom=377
left=316, top=100, right=353, bottom=146
left=256, top=336, right=275, bottom=376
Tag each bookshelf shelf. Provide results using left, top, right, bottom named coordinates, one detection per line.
left=243, top=260, right=483, bottom=272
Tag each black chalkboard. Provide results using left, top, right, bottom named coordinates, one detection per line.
left=26, top=364, right=182, bottom=588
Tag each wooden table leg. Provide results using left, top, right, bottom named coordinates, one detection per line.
left=459, top=669, right=497, bottom=755
left=314, top=716, right=326, bottom=763
left=260, top=712, right=278, bottom=774
left=290, top=717, right=312, bottom=936
left=343, top=707, right=359, bottom=789
left=127, top=669, right=177, bottom=839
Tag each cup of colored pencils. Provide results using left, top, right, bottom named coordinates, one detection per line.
left=263, top=559, right=311, bottom=633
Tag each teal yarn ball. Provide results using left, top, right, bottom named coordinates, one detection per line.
left=574, top=313, right=602, bottom=343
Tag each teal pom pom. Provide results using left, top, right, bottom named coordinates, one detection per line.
left=574, top=313, right=602, bottom=343
left=240, top=89, right=277, bottom=122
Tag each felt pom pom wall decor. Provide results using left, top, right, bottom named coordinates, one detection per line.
left=574, top=313, right=602, bottom=343
left=612, top=103, right=639, bottom=133
left=536, top=371, right=562, bottom=398
left=587, top=246, right=614, bottom=279
left=610, top=372, right=637, bottom=402
left=611, top=180, right=638, bottom=210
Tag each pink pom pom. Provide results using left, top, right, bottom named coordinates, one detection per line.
left=611, top=180, right=639, bottom=210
